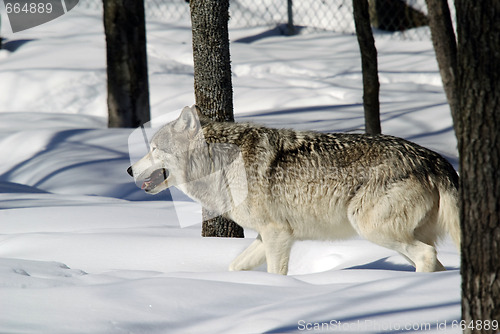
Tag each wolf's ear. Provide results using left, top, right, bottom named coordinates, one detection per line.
left=191, top=104, right=202, bottom=117
left=175, top=106, right=201, bottom=135
left=191, top=104, right=210, bottom=122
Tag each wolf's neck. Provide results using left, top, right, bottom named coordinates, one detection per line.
left=176, top=171, right=234, bottom=216
left=200, top=120, right=254, bottom=146
left=176, top=127, right=248, bottom=216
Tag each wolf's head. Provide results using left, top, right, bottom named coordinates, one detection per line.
left=127, top=105, right=204, bottom=194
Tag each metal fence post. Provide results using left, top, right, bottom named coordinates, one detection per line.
left=287, top=0, right=295, bottom=35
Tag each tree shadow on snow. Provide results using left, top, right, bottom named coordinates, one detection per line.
left=0, top=129, right=173, bottom=203
left=237, top=104, right=365, bottom=133
left=1, top=39, right=36, bottom=52
left=347, top=257, right=415, bottom=272
left=347, top=257, right=459, bottom=272
left=233, top=24, right=306, bottom=43
left=0, top=181, right=49, bottom=194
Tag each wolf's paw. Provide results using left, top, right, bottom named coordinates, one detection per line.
left=229, top=258, right=253, bottom=272
left=228, top=261, right=243, bottom=272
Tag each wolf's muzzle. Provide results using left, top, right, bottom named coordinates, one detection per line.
left=141, top=168, right=169, bottom=191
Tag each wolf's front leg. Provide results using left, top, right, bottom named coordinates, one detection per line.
left=261, top=227, right=294, bottom=275
left=229, top=235, right=266, bottom=271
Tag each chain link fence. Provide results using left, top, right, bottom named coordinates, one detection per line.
left=80, top=0, right=443, bottom=40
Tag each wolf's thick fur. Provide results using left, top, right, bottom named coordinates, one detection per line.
left=128, top=106, right=460, bottom=275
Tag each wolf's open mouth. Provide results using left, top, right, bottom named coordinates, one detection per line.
left=142, top=168, right=169, bottom=190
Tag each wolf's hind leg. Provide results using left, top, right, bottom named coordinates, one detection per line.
left=229, top=235, right=266, bottom=272
left=351, top=183, right=445, bottom=272
left=399, top=241, right=445, bottom=272
left=362, top=234, right=445, bottom=272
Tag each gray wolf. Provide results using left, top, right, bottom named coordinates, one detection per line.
left=127, top=105, right=460, bottom=275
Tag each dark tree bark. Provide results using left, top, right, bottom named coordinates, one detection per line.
left=455, top=1, right=500, bottom=331
left=190, top=0, right=244, bottom=238
left=424, top=0, right=458, bottom=126
left=103, top=0, right=151, bottom=128
left=353, top=0, right=381, bottom=135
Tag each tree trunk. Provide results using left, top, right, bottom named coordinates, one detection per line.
left=353, top=0, right=381, bottom=135
left=189, top=0, right=244, bottom=238
left=103, top=0, right=151, bottom=128
left=455, top=1, right=500, bottom=331
left=424, top=0, right=458, bottom=127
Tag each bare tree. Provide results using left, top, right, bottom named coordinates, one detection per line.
left=189, top=0, right=244, bottom=238
left=103, top=0, right=150, bottom=128
left=426, top=1, right=500, bottom=329
left=455, top=1, right=500, bottom=330
left=424, top=0, right=458, bottom=123
left=353, top=0, right=381, bottom=135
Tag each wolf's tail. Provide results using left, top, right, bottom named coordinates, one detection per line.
left=437, top=184, right=461, bottom=252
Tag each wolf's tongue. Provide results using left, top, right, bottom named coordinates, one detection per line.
left=141, top=181, right=151, bottom=190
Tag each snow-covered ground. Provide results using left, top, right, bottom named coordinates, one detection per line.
left=0, top=6, right=460, bottom=334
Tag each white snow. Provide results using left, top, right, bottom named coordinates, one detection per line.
left=0, top=6, right=460, bottom=334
